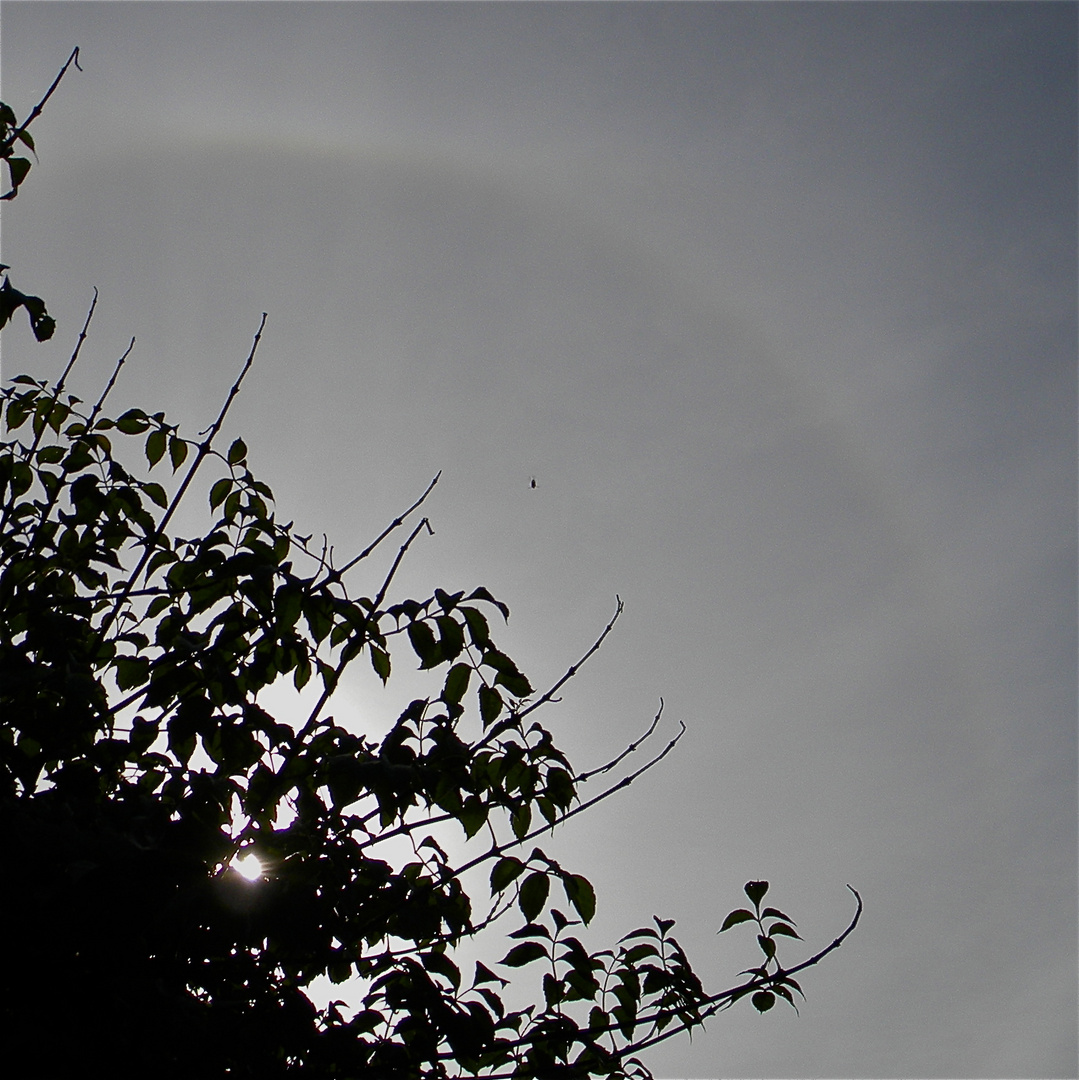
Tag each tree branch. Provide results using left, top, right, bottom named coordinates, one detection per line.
left=322, top=470, right=441, bottom=589
left=451, top=711, right=686, bottom=879
left=0, top=46, right=82, bottom=156
left=515, top=596, right=623, bottom=725
left=450, top=885, right=863, bottom=1078
left=607, top=885, right=864, bottom=1063
left=94, top=313, right=267, bottom=643
left=574, top=702, right=662, bottom=785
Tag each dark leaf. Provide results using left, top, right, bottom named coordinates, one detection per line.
left=5, top=155, right=30, bottom=193
left=465, top=586, right=509, bottom=620
left=407, top=620, right=441, bottom=669
left=460, top=606, right=490, bottom=648
left=510, top=803, right=532, bottom=840
left=744, top=880, right=769, bottom=909
left=761, top=907, right=796, bottom=925
left=370, top=646, right=390, bottom=684
left=500, top=941, right=548, bottom=968
left=459, top=796, right=488, bottom=839
left=564, top=875, right=596, bottom=925
left=767, top=922, right=801, bottom=940
left=169, top=436, right=188, bottom=470
left=145, top=428, right=166, bottom=467
left=518, top=872, right=550, bottom=922
left=490, top=856, right=526, bottom=894
left=422, top=951, right=461, bottom=990
left=434, top=588, right=463, bottom=612
left=718, top=909, right=756, bottom=933
left=508, top=923, right=551, bottom=940
left=473, top=962, right=508, bottom=988
left=479, top=684, right=503, bottom=727
left=543, top=973, right=564, bottom=1009
left=622, top=943, right=659, bottom=964
left=116, top=408, right=149, bottom=434
left=209, top=477, right=232, bottom=510
left=143, top=482, right=168, bottom=508
left=442, top=662, right=470, bottom=706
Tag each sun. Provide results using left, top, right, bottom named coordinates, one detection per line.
left=232, top=852, right=263, bottom=881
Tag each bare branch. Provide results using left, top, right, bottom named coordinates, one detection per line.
left=574, top=701, right=662, bottom=785
left=87, top=335, right=135, bottom=422
left=54, top=286, right=98, bottom=397
left=323, top=470, right=442, bottom=587
left=515, top=596, right=624, bottom=725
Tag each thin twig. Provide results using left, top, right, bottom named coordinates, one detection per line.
left=369, top=514, right=435, bottom=616
left=515, top=596, right=624, bottom=725
left=86, top=335, right=135, bottom=422
left=323, top=471, right=442, bottom=587
left=468, top=597, right=626, bottom=759
left=53, top=285, right=97, bottom=397
left=574, top=702, right=662, bottom=784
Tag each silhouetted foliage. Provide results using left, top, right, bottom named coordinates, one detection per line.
left=0, top=50, right=860, bottom=1080
left=0, top=47, right=80, bottom=342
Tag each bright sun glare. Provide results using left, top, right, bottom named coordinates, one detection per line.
left=232, top=853, right=263, bottom=881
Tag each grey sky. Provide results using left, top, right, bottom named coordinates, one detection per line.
left=2, top=3, right=1076, bottom=1077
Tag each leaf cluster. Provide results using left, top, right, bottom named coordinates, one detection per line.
left=717, top=880, right=804, bottom=1014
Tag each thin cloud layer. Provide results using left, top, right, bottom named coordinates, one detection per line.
left=2, top=5, right=1075, bottom=1076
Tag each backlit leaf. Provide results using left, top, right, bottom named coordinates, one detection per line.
left=209, top=478, right=232, bottom=510
left=227, top=437, right=247, bottom=465
left=767, top=922, right=801, bottom=940
left=169, top=436, right=188, bottom=470
left=500, top=941, right=547, bottom=968
left=718, top=909, right=755, bottom=933
left=490, top=856, right=525, bottom=893
left=744, top=880, right=769, bottom=908
left=145, top=428, right=166, bottom=467
left=442, top=663, right=470, bottom=706
left=479, top=684, right=503, bottom=727
left=519, top=872, right=550, bottom=922
left=752, top=990, right=776, bottom=1013
left=564, top=874, right=596, bottom=925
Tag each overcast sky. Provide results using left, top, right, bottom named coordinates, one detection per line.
left=2, top=4, right=1076, bottom=1077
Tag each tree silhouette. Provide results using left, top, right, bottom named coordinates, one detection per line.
left=0, top=50, right=860, bottom=1079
